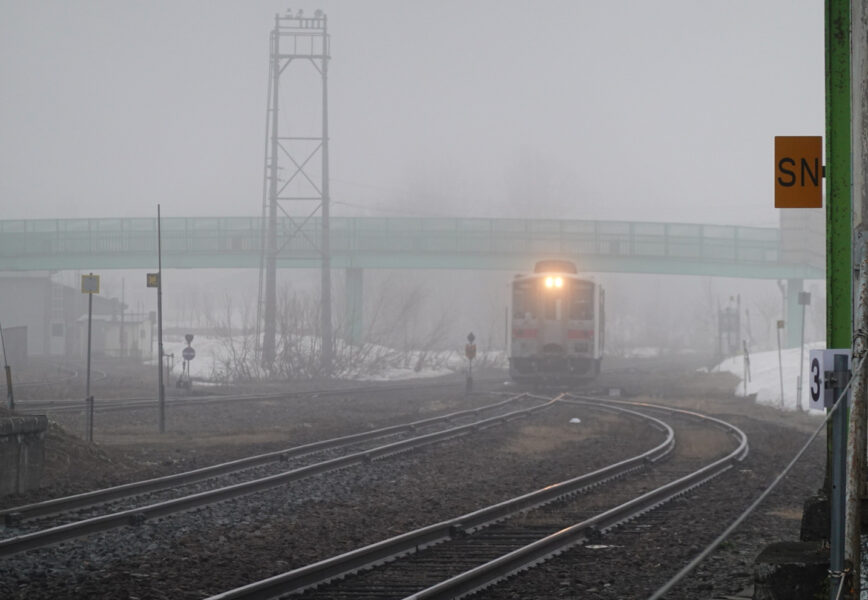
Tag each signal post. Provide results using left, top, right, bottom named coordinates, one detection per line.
left=81, top=273, right=99, bottom=442
left=465, top=332, right=476, bottom=393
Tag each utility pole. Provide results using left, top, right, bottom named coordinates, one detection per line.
left=0, top=320, right=14, bottom=411
left=847, top=1, right=868, bottom=595
left=320, top=17, right=333, bottom=376
left=260, top=13, right=280, bottom=372
left=157, top=205, right=165, bottom=434
left=848, top=253, right=868, bottom=599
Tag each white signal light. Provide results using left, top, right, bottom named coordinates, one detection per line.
left=545, top=276, right=554, bottom=288
left=555, top=277, right=563, bottom=288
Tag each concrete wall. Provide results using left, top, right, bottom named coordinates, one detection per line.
left=3, top=326, right=27, bottom=367
left=0, top=414, right=47, bottom=496
left=0, top=274, right=128, bottom=359
left=0, top=276, right=50, bottom=356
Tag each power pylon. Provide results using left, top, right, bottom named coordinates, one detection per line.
left=257, top=9, right=332, bottom=376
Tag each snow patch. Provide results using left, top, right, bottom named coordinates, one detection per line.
left=713, top=343, right=825, bottom=412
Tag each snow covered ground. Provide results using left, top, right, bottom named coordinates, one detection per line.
left=713, top=343, right=826, bottom=413
left=157, top=331, right=828, bottom=414
left=156, top=333, right=505, bottom=383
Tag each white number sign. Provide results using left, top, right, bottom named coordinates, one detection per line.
left=808, top=349, right=852, bottom=410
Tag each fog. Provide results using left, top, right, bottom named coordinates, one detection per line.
left=0, top=1, right=826, bottom=366
left=1, top=1, right=822, bottom=224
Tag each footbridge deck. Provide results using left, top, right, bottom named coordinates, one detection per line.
left=0, top=216, right=823, bottom=279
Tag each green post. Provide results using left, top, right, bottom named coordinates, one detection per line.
left=825, top=0, right=851, bottom=597
left=826, top=0, right=851, bottom=350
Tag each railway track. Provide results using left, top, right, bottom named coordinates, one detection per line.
left=204, top=395, right=747, bottom=600
left=11, top=364, right=107, bottom=388
left=0, top=392, right=551, bottom=557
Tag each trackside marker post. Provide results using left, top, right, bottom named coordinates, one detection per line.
left=776, top=320, right=785, bottom=409
left=81, top=273, right=99, bottom=442
left=465, top=332, right=476, bottom=393
left=797, top=291, right=811, bottom=411
left=180, top=336, right=195, bottom=390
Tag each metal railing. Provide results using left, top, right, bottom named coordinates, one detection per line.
left=0, top=216, right=821, bottom=278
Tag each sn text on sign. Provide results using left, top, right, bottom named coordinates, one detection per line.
left=774, top=136, right=822, bottom=208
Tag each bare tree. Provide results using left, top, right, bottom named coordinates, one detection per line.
left=207, top=274, right=482, bottom=382
left=207, top=294, right=261, bottom=382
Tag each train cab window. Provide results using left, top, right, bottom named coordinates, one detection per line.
left=513, top=281, right=534, bottom=318
left=543, top=295, right=564, bottom=320
left=570, top=281, right=594, bottom=320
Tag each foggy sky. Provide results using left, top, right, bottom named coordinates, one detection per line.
left=0, top=1, right=823, bottom=227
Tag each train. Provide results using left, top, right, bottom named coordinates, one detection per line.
left=508, top=260, right=604, bottom=385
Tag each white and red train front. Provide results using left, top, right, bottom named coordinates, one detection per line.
left=508, top=260, right=604, bottom=384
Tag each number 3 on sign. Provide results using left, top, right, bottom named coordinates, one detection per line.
left=809, top=356, right=821, bottom=406
left=808, top=349, right=852, bottom=410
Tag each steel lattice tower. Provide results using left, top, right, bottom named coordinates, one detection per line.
left=257, top=9, right=332, bottom=375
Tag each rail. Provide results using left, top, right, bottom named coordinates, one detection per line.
left=405, top=396, right=748, bottom=599
left=203, top=396, right=678, bottom=600
left=0, top=394, right=553, bottom=556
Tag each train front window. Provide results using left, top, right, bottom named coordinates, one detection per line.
left=513, top=281, right=535, bottom=318
left=570, top=281, right=594, bottom=320
left=543, top=294, right=562, bottom=321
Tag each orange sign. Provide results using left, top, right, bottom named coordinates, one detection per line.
left=774, top=136, right=822, bottom=208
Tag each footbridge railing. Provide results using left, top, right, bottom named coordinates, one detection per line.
left=0, top=216, right=823, bottom=279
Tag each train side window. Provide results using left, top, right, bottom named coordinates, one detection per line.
left=570, top=281, right=594, bottom=320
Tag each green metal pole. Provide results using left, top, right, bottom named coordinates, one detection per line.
left=825, top=0, right=851, bottom=596
left=826, top=0, right=851, bottom=350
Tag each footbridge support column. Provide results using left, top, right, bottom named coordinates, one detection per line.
left=345, top=268, right=363, bottom=346
left=786, top=278, right=804, bottom=349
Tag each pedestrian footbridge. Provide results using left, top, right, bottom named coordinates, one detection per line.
left=0, top=216, right=822, bottom=279
left=0, top=215, right=823, bottom=349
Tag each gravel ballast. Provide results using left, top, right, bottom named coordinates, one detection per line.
left=0, top=365, right=828, bottom=599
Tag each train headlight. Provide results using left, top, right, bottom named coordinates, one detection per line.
left=544, top=276, right=564, bottom=289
